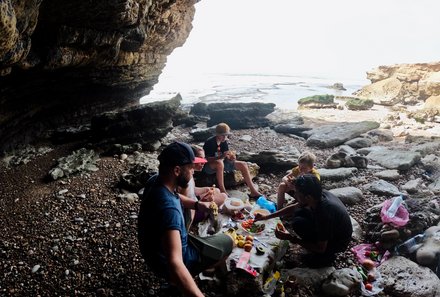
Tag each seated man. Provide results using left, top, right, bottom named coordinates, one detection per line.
left=203, top=123, right=261, bottom=198
left=138, top=142, right=234, bottom=296
left=255, top=174, right=352, bottom=267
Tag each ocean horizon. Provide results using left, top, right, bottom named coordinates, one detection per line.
left=140, top=73, right=368, bottom=110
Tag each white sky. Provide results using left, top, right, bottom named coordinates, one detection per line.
left=161, top=0, right=440, bottom=81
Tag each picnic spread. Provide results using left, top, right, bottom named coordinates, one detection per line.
left=197, top=196, right=289, bottom=293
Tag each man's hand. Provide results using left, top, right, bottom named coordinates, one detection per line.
left=254, top=213, right=268, bottom=222
left=199, top=188, right=214, bottom=202
left=275, top=227, right=296, bottom=242
left=198, top=201, right=213, bottom=213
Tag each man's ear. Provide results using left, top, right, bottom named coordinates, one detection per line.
left=173, top=166, right=181, bottom=177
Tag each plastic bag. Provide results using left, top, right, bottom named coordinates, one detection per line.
left=351, top=244, right=390, bottom=267
left=380, top=198, right=409, bottom=227
left=357, top=268, right=384, bottom=296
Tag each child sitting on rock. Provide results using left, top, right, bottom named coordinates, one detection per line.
left=277, top=151, right=320, bottom=210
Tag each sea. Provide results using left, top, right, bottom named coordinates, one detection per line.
left=140, top=73, right=368, bottom=110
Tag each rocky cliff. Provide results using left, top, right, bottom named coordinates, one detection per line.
left=355, top=62, right=440, bottom=107
left=0, top=0, right=196, bottom=152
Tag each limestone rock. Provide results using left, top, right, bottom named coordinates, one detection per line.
left=329, top=187, right=364, bottom=206
left=305, top=121, right=380, bottom=149
left=378, top=256, right=440, bottom=297
left=401, top=178, right=423, bottom=194
left=297, top=94, right=337, bottom=109
left=374, top=169, right=401, bottom=181
left=345, top=98, right=374, bottom=111
left=321, top=268, right=362, bottom=296
left=367, top=148, right=421, bottom=171
left=49, top=148, right=100, bottom=180
left=319, top=168, right=358, bottom=182
left=344, top=137, right=372, bottom=149
left=0, top=0, right=198, bottom=152
left=366, top=179, right=400, bottom=196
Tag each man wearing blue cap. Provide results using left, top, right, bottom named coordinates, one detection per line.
left=138, top=142, right=234, bottom=297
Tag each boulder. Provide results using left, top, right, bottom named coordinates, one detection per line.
left=326, top=152, right=368, bottom=169
left=238, top=146, right=300, bottom=173
left=281, top=267, right=335, bottom=288
left=344, top=137, right=372, bottom=149
left=345, top=98, right=374, bottom=111
left=297, top=94, right=337, bottom=109
left=416, top=225, right=440, bottom=266
left=266, top=110, right=304, bottom=126
left=366, top=179, right=401, bottom=196
left=378, top=256, right=440, bottom=297
left=190, top=126, right=216, bottom=142
left=206, top=102, right=276, bottom=129
left=329, top=187, right=364, bottom=206
left=401, top=178, right=423, bottom=194
left=367, top=149, right=421, bottom=171
left=350, top=217, right=363, bottom=242
left=321, top=268, right=362, bottom=296
left=49, top=148, right=100, bottom=180
left=305, top=121, right=380, bottom=149
left=365, top=129, right=394, bottom=142
left=273, top=124, right=311, bottom=136
left=119, top=151, right=159, bottom=192
left=319, top=168, right=358, bottom=182
left=374, top=169, right=401, bottom=181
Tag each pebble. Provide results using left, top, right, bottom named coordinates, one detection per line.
left=59, top=189, right=69, bottom=195
left=32, top=264, right=40, bottom=273
left=76, top=194, right=86, bottom=199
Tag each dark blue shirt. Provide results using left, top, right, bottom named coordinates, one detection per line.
left=138, top=175, right=199, bottom=277
left=203, top=136, right=229, bottom=158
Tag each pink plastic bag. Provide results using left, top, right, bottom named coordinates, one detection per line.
left=351, top=243, right=391, bottom=267
left=380, top=198, right=409, bottom=227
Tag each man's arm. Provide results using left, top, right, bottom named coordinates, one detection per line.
left=179, top=193, right=211, bottom=213
left=254, top=202, right=300, bottom=221
left=162, top=230, right=204, bottom=297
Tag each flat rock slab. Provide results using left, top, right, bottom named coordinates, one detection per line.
left=319, top=168, right=358, bottom=181
left=366, top=179, right=401, bottom=196
left=329, top=187, right=364, bottom=206
left=374, top=169, right=401, bottom=181
left=367, top=149, right=421, bottom=171
left=305, top=121, right=379, bottom=149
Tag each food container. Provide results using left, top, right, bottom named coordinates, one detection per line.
left=224, top=198, right=245, bottom=211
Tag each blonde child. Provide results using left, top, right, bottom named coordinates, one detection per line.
left=277, top=151, right=320, bottom=210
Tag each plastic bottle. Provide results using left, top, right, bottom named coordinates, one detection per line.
left=395, top=234, right=425, bottom=255
left=263, top=271, right=280, bottom=295
left=386, top=195, right=404, bottom=218
left=256, top=196, right=276, bottom=213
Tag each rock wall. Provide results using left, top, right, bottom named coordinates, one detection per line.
left=0, top=0, right=196, bottom=152
left=355, top=62, right=440, bottom=106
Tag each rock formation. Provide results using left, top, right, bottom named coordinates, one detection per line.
left=355, top=62, right=440, bottom=106
left=0, top=0, right=196, bottom=152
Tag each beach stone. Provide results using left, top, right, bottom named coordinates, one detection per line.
left=416, top=225, right=440, bottom=266
left=239, top=135, right=252, bottom=142
left=374, top=169, right=401, bottom=181
left=282, top=267, right=335, bottom=288
left=365, top=129, right=394, bottom=142
left=401, top=178, right=423, bottom=194
left=321, top=268, right=362, bottom=296
left=319, top=168, right=358, bottom=182
left=266, top=110, right=304, bottom=126
left=305, top=121, right=380, bottom=149
left=49, top=148, right=100, bottom=180
left=356, top=145, right=386, bottom=156
left=428, top=179, right=440, bottom=193
left=378, top=256, right=440, bottom=297
left=329, top=187, right=364, bottom=206
left=411, top=141, right=440, bottom=157
left=338, top=145, right=357, bottom=155
left=367, top=148, right=421, bottom=170
left=344, top=137, right=372, bottom=149
left=206, top=102, right=276, bottom=129
left=326, top=152, right=368, bottom=169
left=366, top=179, right=400, bottom=196
left=420, top=154, right=440, bottom=176
left=119, top=152, right=159, bottom=192
left=381, top=229, right=400, bottom=241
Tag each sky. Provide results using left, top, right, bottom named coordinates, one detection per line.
left=160, top=0, right=440, bottom=81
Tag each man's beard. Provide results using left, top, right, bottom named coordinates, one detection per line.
left=177, top=174, right=189, bottom=189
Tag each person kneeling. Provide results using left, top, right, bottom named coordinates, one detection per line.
left=255, top=174, right=352, bottom=268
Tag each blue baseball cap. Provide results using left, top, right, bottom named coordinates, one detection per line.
left=158, top=142, right=207, bottom=166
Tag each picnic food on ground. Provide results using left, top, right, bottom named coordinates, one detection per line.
left=241, top=219, right=265, bottom=233
left=252, top=209, right=270, bottom=217
left=232, top=211, right=245, bottom=221
left=245, top=235, right=254, bottom=241
left=256, top=245, right=265, bottom=255
left=237, top=240, right=245, bottom=248
left=231, top=200, right=242, bottom=207
left=210, top=202, right=218, bottom=217
left=244, top=243, right=253, bottom=252
left=362, top=259, right=375, bottom=270
left=276, top=222, right=286, bottom=232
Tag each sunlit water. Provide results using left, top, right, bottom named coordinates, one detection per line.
left=140, top=73, right=367, bottom=110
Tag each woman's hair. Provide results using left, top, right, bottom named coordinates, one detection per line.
left=294, top=174, right=322, bottom=200
left=298, top=151, right=317, bottom=167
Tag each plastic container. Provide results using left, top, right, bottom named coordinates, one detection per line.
left=256, top=196, right=276, bottom=213
left=395, top=234, right=425, bottom=255
left=386, top=195, right=403, bottom=218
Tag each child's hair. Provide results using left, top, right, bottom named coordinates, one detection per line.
left=191, top=145, right=204, bottom=157
left=298, top=151, right=316, bottom=167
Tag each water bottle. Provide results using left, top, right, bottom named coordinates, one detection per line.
left=256, top=196, right=276, bottom=213
left=395, top=234, right=425, bottom=255
left=386, top=195, right=404, bottom=218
